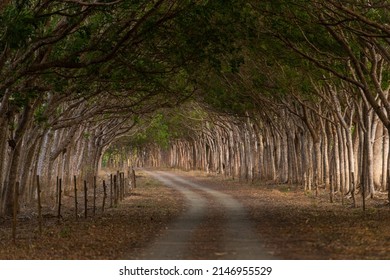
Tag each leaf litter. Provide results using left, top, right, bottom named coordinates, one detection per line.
left=2, top=169, right=390, bottom=260
left=179, top=170, right=390, bottom=260
left=0, top=172, right=184, bottom=259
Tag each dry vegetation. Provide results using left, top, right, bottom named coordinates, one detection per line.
left=0, top=171, right=184, bottom=259
left=2, top=169, right=390, bottom=260
left=190, top=171, right=390, bottom=260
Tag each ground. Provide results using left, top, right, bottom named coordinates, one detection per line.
left=0, top=172, right=183, bottom=259
left=1, top=169, right=390, bottom=259
left=193, top=172, right=390, bottom=259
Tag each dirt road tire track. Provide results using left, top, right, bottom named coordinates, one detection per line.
left=129, top=170, right=274, bottom=260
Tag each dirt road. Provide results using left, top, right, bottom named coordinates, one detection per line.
left=130, top=170, right=274, bottom=260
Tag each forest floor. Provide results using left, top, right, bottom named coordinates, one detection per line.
left=190, top=172, right=390, bottom=259
left=0, top=171, right=184, bottom=259
left=1, top=169, right=390, bottom=259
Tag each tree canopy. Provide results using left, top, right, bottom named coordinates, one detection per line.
left=0, top=0, right=390, bottom=215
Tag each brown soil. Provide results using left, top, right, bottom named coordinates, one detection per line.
left=187, top=194, right=226, bottom=259
left=0, top=171, right=184, bottom=259
left=2, top=169, right=390, bottom=260
left=187, top=172, right=390, bottom=260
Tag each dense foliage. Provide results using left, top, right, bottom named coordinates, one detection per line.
left=0, top=0, right=389, bottom=215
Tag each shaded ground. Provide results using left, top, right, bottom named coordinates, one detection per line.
left=132, top=171, right=271, bottom=259
left=0, top=172, right=184, bottom=259
left=1, top=169, right=390, bottom=259
left=187, top=171, right=390, bottom=259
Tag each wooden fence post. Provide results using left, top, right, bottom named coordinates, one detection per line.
left=110, top=174, right=113, bottom=208
left=122, top=173, right=125, bottom=198
left=102, top=180, right=107, bottom=213
left=116, top=170, right=120, bottom=203
left=123, top=172, right=127, bottom=197
left=119, top=173, right=122, bottom=201
left=37, top=175, right=42, bottom=235
left=12, top=182, right=20, bottom=244
left=132, top=169, right=137, bottom=189
left=74, top=175, right=78, bottom=220
left=120, top=172, right=124, bottom=201
left=114, top=175, right=118, bottom=206
left=93, top=176, right=96, bottom=216
left=55, top=176, right=59, bottom=207
left=84, top=180, right=88, bottom=218
left=58, top=178, right=62, bottom=221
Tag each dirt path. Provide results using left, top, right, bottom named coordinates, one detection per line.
left=127, top=171, right=207, bottom=259
left=130, top=170, right=273, bottom=260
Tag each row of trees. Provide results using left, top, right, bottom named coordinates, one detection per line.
left=115, top=0, right=390, bottom=207
left=124, top=101, right=386, bottom=205
left=0, top=0, right=243, bottom=216
left=1, top=0, right=389, bottom=216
